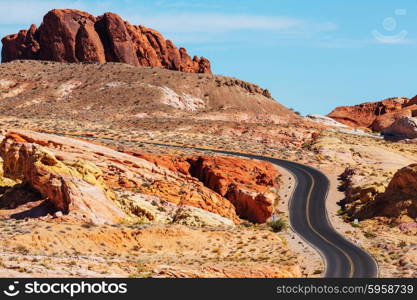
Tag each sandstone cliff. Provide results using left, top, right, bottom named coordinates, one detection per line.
left=1, top=9, right=211, bottom=74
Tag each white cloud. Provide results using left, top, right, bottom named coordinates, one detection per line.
left=126, top=13, right=336, bottom=34
left=0, top=0, right=88, bottom=25
left=0, top=0, right=120, bottom=25
left=0, top=0, right=338, bottom=47
left=155, top=0, right=223, bottom=9
left=371, top=29, right=415, bottom=45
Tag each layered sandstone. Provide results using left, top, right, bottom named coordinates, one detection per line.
left=0, top=130, right=281, bottom=225
left=0, top=130, right=241, bottom=224
left=1, top=9, right=211, bottom=74
left=0, top=134, right=126, bottom=224
left=327, top=97, right=417, bottom=131
left=135, top=154, right=279, bottom=223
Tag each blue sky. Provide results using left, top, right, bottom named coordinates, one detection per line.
left=1, top=0, right=417, bottom=115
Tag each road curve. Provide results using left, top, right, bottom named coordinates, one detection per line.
left=137, top=143, right=378, bottom=278
left=265, top=158, right=379, bottom=278
left=62, top=134, right=378, bottom=278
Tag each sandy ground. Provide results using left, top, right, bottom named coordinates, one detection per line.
left=0, top=220, right=303, bottom=278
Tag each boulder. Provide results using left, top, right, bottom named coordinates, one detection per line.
left=376, top=164, right=417, bottom=219
left=371, top=109, right=412, bottom=132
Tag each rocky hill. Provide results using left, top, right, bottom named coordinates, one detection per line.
left=0, top=60, right=298, bottom=125
left=327, top=97, right=417, bottom=131
left=1, top=9, right=211, bottom=74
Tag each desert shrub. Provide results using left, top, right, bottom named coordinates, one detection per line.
left=398, top=241, right=407, bottom=248
left=270, top=218, right=287, bottom=232
left=364, top=232, right=376, bottom=239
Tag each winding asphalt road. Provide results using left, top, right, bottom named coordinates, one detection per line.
left=63, top=133, right=379, bottom=278
left=264, top=157, right=379, bottom=278
left=138, top=143, right=379, bottom=278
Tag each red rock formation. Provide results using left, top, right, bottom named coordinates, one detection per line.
left=136, top=153, right=279, bottom=224
left=1, top=9, right=211, bottom=74
left=187, top=156, right=277, bottom=224
left=0, top=130, right=240, bottom=224
left=327, top=97, right=411, bottom=130
left=383, top=117, right=417, bottom=139
left=1, top=25, right=40, bottom=62
left=0, top=130, right=278, bottom=224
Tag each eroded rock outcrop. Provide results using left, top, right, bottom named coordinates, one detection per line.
left=343, top=164, right=417, bottom=221
left=187, top=156, right=277, bottom=224
left=327, top=97, right=415, bottom=131
left=0, top=130, right=280, bottom=225
left=0, top=135, right=126, bottom=224
left=136, top=154, right=279, bottom=223
left=1, top=9, right=211, bottom=74
left=376, top=164, right=417, bottom=219
left=0, top=130, right=240, bottom=225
